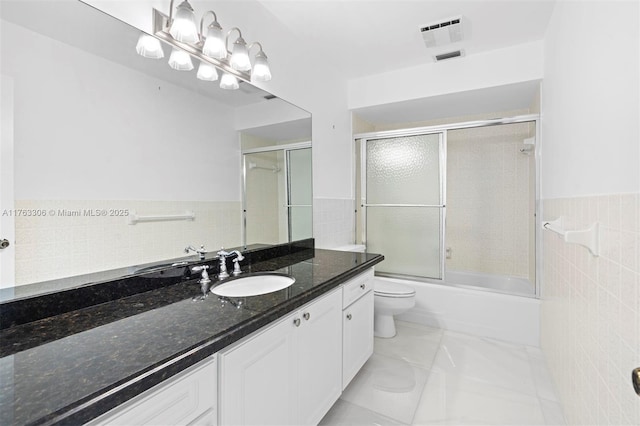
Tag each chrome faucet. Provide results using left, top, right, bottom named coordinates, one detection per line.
left=216, top=248, right=245, bottom=279
left=191, top=265, right=211, bottom=300
left=185, top=245, right=206, bottom=260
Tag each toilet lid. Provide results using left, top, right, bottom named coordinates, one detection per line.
left=374, top=281, right=416, bottom=297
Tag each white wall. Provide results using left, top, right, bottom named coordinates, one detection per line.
left=348, top=41, right=544, bottom=112
left=541, top=1, right=639, bottom=198
left=540, top=1, right=640, bottom=425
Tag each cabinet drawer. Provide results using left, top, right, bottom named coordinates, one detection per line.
left=89, top=357, right=217, bottom=426
left=342, top=269, right=374, bottom=308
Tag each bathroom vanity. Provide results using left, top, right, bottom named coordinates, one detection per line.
left=0, top=243, right=382, bottom=425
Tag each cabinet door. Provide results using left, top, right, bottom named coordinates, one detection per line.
left=218, top=313, right=298, bottom=426
left=297, top=289, right=343, bottom=426
left=343, top=289, right=374, bottom=389
left=89, top=357, right=217, bottom=426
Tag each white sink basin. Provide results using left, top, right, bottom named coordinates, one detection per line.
left=211, top=273, right=296, bottom=297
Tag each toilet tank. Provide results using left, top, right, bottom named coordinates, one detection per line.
left=332, top=245, right=366, bottom=253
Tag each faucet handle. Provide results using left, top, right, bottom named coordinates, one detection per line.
left=191, top=265, right=212, bottom=301
left=232, top=258, right=243, bottom=276
left=191, top=265, right=211, bottom=282
left=185, top=245, right=207, bottom=260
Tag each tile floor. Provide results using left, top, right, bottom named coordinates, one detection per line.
left=320, top=321, right=566, bottom=425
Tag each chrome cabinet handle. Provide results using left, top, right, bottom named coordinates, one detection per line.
left=360, top=283, right=366, bottom=290
left=303, top=312, right=310, bottom=321
left=293, top=318, right=301, bottom=327
left=0, top=239, right=9, bottom=250
left=633, top=368, right=640, bottom=397
left=346, top=313, right=352, bottom=320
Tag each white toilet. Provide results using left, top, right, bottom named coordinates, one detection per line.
left=373, top=280, right=415, bottom=338
left=333, top=245, right=416, bottom=338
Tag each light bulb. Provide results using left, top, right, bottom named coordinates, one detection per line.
left=230, top=36, right=251, bottom=71
left=220, top=73, right=239, bottom=90
left=135, top=33, right=164, bottom=59
left=169, top=0, right=199, bottom=43
left=168, top=48, right=194, bottom=71
left=252, top=51, right=271, bottom=82
left=197, top=62, right=219, bottom=81
left=202, top=22, right=226, bottom=59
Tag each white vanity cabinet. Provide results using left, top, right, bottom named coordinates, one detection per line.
left=218, top=288, right=343, bottom=426
left=341, top=269, right=374, bottom=389
left=88, top=356, right=217, bottom=426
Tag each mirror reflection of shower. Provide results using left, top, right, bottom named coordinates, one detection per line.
left=243, top=144, right=312, bottom=247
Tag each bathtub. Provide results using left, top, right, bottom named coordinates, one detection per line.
left=445, top=270, right=535, bottom=297
left=386, top=272, right=540, bottom=347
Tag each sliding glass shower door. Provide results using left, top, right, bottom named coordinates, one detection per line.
left=361, top=133, right=445, bottom=280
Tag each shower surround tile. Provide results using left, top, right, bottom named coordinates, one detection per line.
left=541, top=193, right=640, bottom=425
left=313, top=197, right=355, bottom=249
left=446, top=123, right=535, bottom=280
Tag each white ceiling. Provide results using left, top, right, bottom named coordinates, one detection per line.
left=258, top=0, right=555, bottom=123
left=258, top=0, right=556, bottom=80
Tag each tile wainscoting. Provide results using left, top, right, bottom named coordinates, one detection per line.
left=13, top=200, right=242, bottom=285
left=313, top=198, right=355, bottom=249
left=541, top=193, right=639, bottom=425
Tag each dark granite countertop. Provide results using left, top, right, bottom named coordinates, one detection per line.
left=0, top=247, right=383, bottom=426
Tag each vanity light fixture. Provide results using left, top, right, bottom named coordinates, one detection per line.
left=168, top=0, right=199, bottom=43
left=228, top=28, right=251, bottom=72
left=135, top=33, right=165, bottom=59
left=250, top=44, right=272, bottom=82
left=168, top=48, right=194, bottom=71
left=134, top=1, right=272, bottom=90
left=197, top=62, right=219, bottom=81
left=201, top=11, right=226, bottom=59
left=219, top=72, right=239, bottom=90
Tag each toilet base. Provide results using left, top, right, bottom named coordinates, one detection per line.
left=374, top=314, right=397, bottom=338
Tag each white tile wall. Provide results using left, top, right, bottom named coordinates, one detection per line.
left=541, top=193, right=640, bottom=425
left=446, top=122, right=535, bottom=279
left=313, top=198, right=355, bottom=249
left=14, top=200, right=242, bottom=285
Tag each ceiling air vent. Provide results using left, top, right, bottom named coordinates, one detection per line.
left=434, top=50, right=464, bottom=62
left=421, top=16, right=464, bottom=48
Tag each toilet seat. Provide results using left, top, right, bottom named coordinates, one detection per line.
left=374, top=281, right=416, bottom=298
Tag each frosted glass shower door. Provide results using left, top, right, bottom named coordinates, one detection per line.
left=363, top=133, right=444, bottom=279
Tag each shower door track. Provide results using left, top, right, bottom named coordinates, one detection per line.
left=362, top=204, right=445, bottom=208
left=353, top=114, right=539, bottom=140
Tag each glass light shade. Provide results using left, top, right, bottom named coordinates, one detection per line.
left=252, top=52, right=271, bottom=81
left=229, top=37, right=251, bottom=71
left=220, top=73, right=239, bottom=90
left=169, top=0, right=199, bottom=43
left=202, top=23, right=226, bottom=59
left=197, top=62, right=218, bottom=81
left=135, top=33, right=164, bottom=59
left=168, top=48, right=194, bottom=71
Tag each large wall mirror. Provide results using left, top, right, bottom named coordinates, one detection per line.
left=0, top=0, right=312, bottom=299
